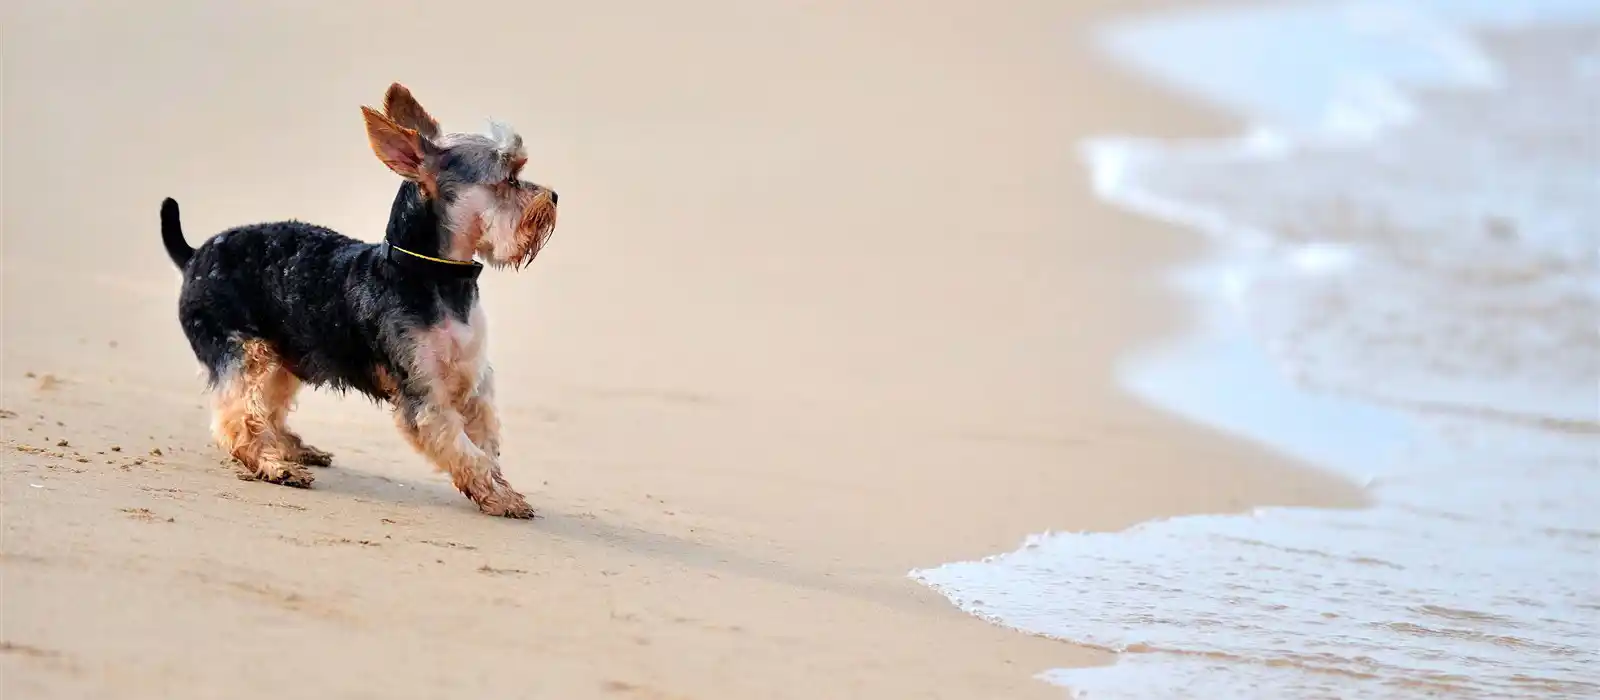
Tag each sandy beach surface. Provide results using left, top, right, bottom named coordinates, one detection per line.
left=2, top=2, right=1363, bottom=698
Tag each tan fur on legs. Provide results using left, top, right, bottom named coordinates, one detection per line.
left=210, top=339, right=315, bottom=488
left=259, top=369, right=334, bottom=467
left=391, top=333, right=531, bottom=519
left=384, top=311, right=532, bottom=518
left=393, top=401, right=531, bottom=518
left=459, top=365, right=501, bottom=459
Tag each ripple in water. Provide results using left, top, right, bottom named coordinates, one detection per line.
left=911, top=2, right=1600, bottom=698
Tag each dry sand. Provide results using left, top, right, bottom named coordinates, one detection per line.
left=2, top=2, right=1363, bottom=698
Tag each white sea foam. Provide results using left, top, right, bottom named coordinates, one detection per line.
left=912, top=2, right=1600, bottom=697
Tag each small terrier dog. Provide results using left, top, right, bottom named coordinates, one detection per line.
left=160, top=83, right=557, bottom=518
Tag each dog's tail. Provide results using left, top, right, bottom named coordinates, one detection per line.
left=161, top=197, right=194, bottom=268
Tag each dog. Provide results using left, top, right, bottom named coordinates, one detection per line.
left=160, top=83, right=557, bottom=518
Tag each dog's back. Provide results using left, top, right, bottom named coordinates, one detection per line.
left=163, top=199, right=398, bottom=399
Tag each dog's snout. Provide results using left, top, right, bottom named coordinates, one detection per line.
left=549, top=190, right=559, bottom=206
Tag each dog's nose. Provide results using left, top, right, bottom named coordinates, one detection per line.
left=549, top=190, right=559, bottom=206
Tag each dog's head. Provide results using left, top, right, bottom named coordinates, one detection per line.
left=361, top=83, right=558, bottom=268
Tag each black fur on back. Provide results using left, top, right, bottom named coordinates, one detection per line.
left=171, top=182, right=475, bottom=401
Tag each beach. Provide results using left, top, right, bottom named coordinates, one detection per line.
left=1, top=2, right=1367, bottom=698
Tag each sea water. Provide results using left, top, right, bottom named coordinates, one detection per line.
left=911, top=2, right=1600, bottom=697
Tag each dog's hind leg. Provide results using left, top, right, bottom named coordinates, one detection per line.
left=210, top=339, right=316, bottom=488
left=264, top=372, right=334, bottom=467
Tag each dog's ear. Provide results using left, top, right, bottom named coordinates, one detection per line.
left=382, top=83, right=441, bottom=140
left=361, top=107, right=436, bottom=191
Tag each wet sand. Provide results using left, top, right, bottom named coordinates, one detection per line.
left=1, top=1, right=1362, bottom=697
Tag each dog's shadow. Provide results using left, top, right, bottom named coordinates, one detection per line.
left=312, top=461, right=921, bottom=612
left=307, top=458, right=466, bottom=510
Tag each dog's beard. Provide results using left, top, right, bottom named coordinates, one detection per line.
left=511, top=191, right=557, bottom=269
left=471, top=188, right=556, bottom=270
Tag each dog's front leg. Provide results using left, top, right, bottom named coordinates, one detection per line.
left=460, top=364, right=501, bottom=458
left=395, top=392, right=532, bottom=519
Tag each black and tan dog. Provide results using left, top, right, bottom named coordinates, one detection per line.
left=161, top=83, right=557, bottom=518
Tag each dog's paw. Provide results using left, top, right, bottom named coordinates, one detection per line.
left=479, top=491, right=537, bottom=519
left=289, top=445, right=335, bottom=467
left=260, top=465, right=316, bottom=489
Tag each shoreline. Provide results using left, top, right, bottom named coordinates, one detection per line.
left=917, top=4, right=1600, bottom=697
left=2, top=2, right=1365, bottom=698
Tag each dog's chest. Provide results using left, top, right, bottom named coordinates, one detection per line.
left=411, top=303, right=489, bottom=396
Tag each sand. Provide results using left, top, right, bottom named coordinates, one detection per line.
left=1, top=1, right=1364, bottom=698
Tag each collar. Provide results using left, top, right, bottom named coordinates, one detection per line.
left=382, top=242, right=483, bottom=281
